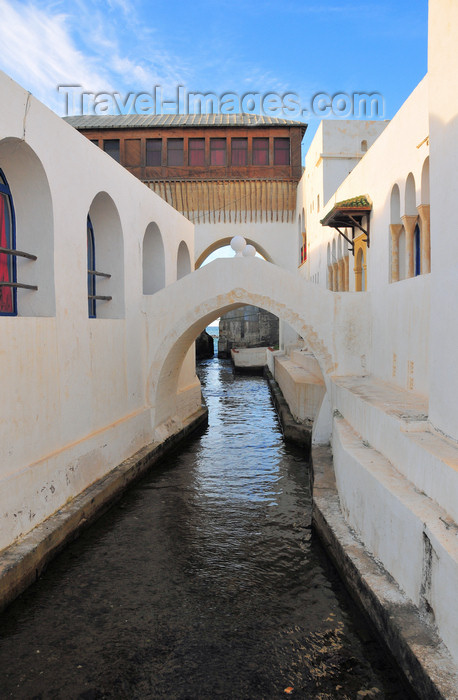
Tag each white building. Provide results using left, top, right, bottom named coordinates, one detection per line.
left=0, top=0, right=457, bottom=693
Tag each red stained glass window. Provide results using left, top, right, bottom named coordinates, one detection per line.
left=274, top=137, right=290, bottom=165
left=300, top=232, right=307, bottom=264
left=231, top=138, right=247, bottom=166
left=210, top=138, right=226, bottom=166
left=189, top=138, right=205, bottom=166
left=253, top=138, right=269, bottom=165
left=0, top=174, right=14, bottom=315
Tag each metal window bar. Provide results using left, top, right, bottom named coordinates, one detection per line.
left=0, top=247, right=37, bottom=260
left=88, top=269, right=111, bottom=279
left=0, top=281, right=38, bottom=290
left=0, top=247, right=38, bottom=291
left=87, top=269, right=112, bottom=302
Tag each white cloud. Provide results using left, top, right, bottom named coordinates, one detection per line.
left=64, top=0, right=191, bottom=93
left=106, top=0, right=132, bottom=15
left=0, top=0, right=112, bottom=111
left=0, top=0, right=325, bottom=119
left=0, top=0, right=191, bottom=114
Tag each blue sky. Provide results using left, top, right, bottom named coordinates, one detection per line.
left=0, top=0, right=428, bottom=153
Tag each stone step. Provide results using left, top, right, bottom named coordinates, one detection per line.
left=332, top=415, right=458, bottom=668
left=312, top=444, right=458, bottom=700
left=274, top=354, right=325, bottom=423
left=333, top=374, right=458, bottom=524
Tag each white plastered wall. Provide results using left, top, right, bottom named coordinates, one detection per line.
left=428, top=0, right=458, bottom=442
left=0, top=71, right=198, bottom=552
left=296, top=120, right=389, bottom=288
left=292, top=22, right=458, bottom=664
left=195, top=218, right=300, bottom=349
left=298, top=82, right=430, bottom=395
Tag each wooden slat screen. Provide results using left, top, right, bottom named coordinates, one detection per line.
left=146, top=180, right=297, bottom=224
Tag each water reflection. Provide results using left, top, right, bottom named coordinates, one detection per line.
left=0, top=357, right=413, bottom=699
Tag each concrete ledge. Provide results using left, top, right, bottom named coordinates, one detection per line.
left=332, top=415, right=458, bottom=656
left=333, top=376, right=458, bottom=524
left=0, top=406, right=208, bottom=613
left=312, top=445, right=458, bottom=700
left=231, top=346, right=267, bottom=372
left=265, top=367, right=311, bottom=452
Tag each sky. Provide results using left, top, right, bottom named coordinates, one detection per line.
left=0, top=0, right=428, bottom=155
left=0, top=0, right=429, bottom=322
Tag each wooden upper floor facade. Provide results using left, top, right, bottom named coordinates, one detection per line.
left=65, top=114, right=306, bottom=183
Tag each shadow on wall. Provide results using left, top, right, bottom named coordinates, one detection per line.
left=143, top=222, right=165, bottom=294
left=177, top=240, right=191, bottom=279
left=87, top=191, right=125, bottom=319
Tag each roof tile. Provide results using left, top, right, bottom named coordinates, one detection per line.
left=334, top=195, right=371, bottom=209
left=63, top=113, right=306, bottom=130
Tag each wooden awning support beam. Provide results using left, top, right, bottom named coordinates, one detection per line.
left=325, top=215, right=370, bottom=256
left=320, top=196, right=371, bottom=255
left=347, top=215, right=370, bottom=247
left=334, top=226, right=354, bottom=254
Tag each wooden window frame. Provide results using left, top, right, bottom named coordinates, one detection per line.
left=167, top=138, right=184, bottom=166
left=273, top=137, right=290, bottom=165
left=103, top=139, right=120, bottom=162
left=146, top=138, right=162, bottom=167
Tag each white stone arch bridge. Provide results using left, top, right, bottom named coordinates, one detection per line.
left=147, top=257, right=370, bottom=436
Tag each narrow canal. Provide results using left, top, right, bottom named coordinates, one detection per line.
left=0, top=356, right=412, bottom=699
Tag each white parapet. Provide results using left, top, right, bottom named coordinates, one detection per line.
left=231, top=346, right=267, bottom=368
left=274, top=352, right=325, bottom=424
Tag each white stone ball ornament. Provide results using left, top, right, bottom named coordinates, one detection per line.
left=230, top=235, right=247, bottom=257
left=243, top=244, right=256, bottom=257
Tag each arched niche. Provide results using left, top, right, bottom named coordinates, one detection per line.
left=143, top=222, right=165, bottom=294
left=327, top=242, right=332, bottom=290
left=0, top=137, right=55, bottom=316
left=389, top=184, right=403, bottom=282
left=337, top=234, right=343, bottom=260
left=419, top=157, right=431, bottom=274
left=414, top=223, right=421, bottom=276
left=298, top=213, right=303, bottom=265
left=404, top=173, right=417, bottom=216
left=355, top=247, right=366, bottom=291
left=398, top=228, right=406, bottom=280
left=87, top=191, right=124, bottom=318
left=177, top=240, right=191, bottom=280
left=421, top=157, right=430, bottom=205
left=390, top=184, right=401, bottom=224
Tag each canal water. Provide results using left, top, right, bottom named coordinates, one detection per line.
left=0, top=357, right=413, bottom=699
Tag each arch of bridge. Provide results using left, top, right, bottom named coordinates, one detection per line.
left=194, top=237, right=274, bottom=268
left=146, top=256, right=361, bottom=429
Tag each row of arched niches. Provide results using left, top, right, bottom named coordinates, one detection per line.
left=0, top=139, right=191, bottom=318
left=295, top=155, right=430, bottom=291
left=389, top=158, right=430, bottom=282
